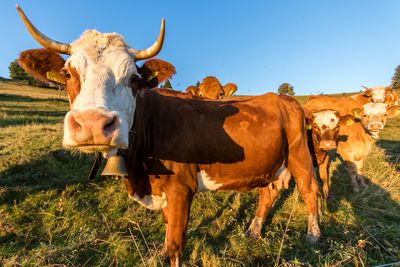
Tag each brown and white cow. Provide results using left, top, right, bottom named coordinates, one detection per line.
left=17, top=5, right=320, bottom=265
left=337, top=103, right=400, bottom=192
left=306, top=86, right=399, bottom=116
left=302, top=106, right=352, bottom=199
left=186, top=76, right=237, bottom=99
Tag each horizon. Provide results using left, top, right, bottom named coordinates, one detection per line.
left=1, top=0, right=400, bottom=96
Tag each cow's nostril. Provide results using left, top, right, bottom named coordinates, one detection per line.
left=104, top=116, right=118, bottom=135
left=69, top=114, right=82, bottom=132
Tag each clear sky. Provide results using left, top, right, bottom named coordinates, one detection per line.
left=1, top=0, right=400, bottom=95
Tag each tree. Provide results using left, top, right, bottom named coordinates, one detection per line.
left=195, top=81, right=200, bottom=87
left=163, top=79, right=172, bottom=89
left=391, top=65, right=400, bottom=91
left=9, top=60, right=28, bottom=81
left=277, top=83, right=295, bottom=95
left=8, top=59, right=48, bottom=87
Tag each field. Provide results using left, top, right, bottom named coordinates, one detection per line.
left=1, top=81, right=399, bottom=266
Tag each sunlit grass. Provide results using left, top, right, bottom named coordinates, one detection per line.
left=1, top=81, right=399, bottom=266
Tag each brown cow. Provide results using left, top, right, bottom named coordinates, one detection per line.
left=302, top=106, right=351, bottom=199
left=17, top=5, right=320, bottom=265
left=186, top=76, right=237, bottom=99
left=306, top=86, right=399, bottom=116
left=337, top=102, right=400, bottom=192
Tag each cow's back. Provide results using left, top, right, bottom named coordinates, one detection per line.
left=306, top=94, right=370, bottom=116
left=144, top=91, right=303, bottom=188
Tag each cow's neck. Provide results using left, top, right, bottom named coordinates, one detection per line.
left=312, top=138, right=328, bottom=165
left=131, top=89, right=243, bottom=164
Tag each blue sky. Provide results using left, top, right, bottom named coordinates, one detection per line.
left=1, top=0, right=400, bottom=95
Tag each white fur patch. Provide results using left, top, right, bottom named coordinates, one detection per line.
left=130, top=192, right=167, bottom=210
left=314, top=110, right=339, bottom=129
left=197, top=170, right=223, bottom=192
left=370, top=86, right=386, bottom=102
left=62, top=30, right=138, bottom=150
left=362, top=102, right=387, bottom=115
left=269, top=165, right=291, bottom=191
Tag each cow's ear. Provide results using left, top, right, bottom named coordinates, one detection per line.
left=385, top=86, right=393, bottom=93
left=339, top=114, right=355, bottom=126
left=18, top=49, right=66, bottom=84
left=138, top=59, right=176, bottom=88
left=362, top=86, right=373, bottom=96
left=351, top=108, right=363, bottom=119
left=223, top=83, right=237, bottom=96
left=302, top=105, right=316, bottom=120
left=387, top=105, right=400, bottom=118
left=186, top=85, right=199, bottom=96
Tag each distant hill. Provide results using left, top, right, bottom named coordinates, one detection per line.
left=0, top=76, right=11, bottom=81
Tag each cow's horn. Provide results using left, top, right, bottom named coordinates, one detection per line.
left=130, top=18, right=165, bottom=60
left=16, top=4, right=71, bottom=55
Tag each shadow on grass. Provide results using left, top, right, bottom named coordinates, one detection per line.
left=376, top=139, right=400, bottom=171
left=184, top=180, right=297, bottom=263
left=323, top=158, right=400, bottom=263
left=0, top=93, right=68, bottom=127
left=0, top=149, right=99, bottom=206
left=0, top=93, right=68, bottom=104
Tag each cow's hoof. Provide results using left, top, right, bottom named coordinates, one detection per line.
left=352, top=185, right=360, bottom=193
left=246, top=228, right=261, bottom=239
left=306, top=233, right=319, bottom=244
left=151, top=242, right=168, bottom=261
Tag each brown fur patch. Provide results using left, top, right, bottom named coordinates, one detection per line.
left=198, top=76, right=224, bottom=99
left=18, top=49, right=65, bottom=84
left=65, top=65, right=81, bottom=104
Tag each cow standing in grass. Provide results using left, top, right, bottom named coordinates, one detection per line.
left=302, top=107, right=344, bottom=199
left=16, top=5, right=320, bottom=265
left=337, top=103, right=400, bottom=192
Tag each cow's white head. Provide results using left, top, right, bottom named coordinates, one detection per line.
left=352, top=102, right=400, bottom=138
left=304, top=107, right=349, bottom=151
left=17, top=5, right=174, bottom=157
left=362, top=85, right=392, bottom=103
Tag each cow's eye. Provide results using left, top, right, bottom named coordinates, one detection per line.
left=384, top=113, right=388, bottom=117
left=130, top=74, right=139, bottom=83
left=62, top=69, right=71, bottom=79
left=363, top=114, right=368, bottom=118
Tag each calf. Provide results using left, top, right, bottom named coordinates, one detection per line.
left=302, top=106, right=347, bottom=199
left=337, top=103, right=400, bottom=192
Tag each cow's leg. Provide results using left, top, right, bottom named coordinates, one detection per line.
left=318, top=155, right=330, bottom=199
left=157, top=208, right=169, bottom=260
left=164, top=185, right=193, bottom=267
left=287, top=137, right=320, bottom=243
left=247, top=186, right=279, bottom=238
left=354, top=159, right=367, bottom=187
left=344, top=160, right=360, bottom=192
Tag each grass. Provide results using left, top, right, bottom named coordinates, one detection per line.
left=1, top=81, right=399, bottom=266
